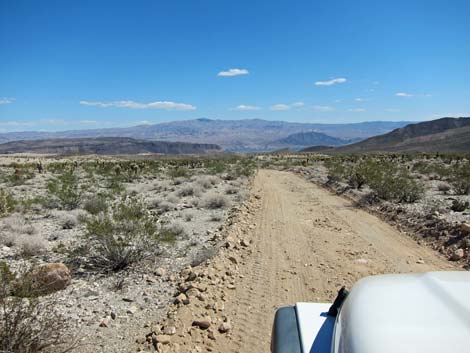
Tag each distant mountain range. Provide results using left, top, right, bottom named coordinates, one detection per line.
left=305, top=117, right=470, bottom=153
left=0, top=137, right=221, bottom=155
left=0, top=118, right=411, bottom=152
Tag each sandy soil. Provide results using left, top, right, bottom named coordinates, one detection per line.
left=140, top=169, right=456, bottom=353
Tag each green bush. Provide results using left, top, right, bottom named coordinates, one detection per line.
left=0, top=189, right=16, bottom=217
left=4, top=166, right=35, bottom=186
left=83, top=194, right=109, bottom=215
left=347, top=159, right=377, bottom=189
left=168, top=166, right=188, bottom=179
left=366, top=161, right=424, bottom=203
left=80, top=195, right=160, bottom=271
left=47, top=170, right=82, bottom=210
left=324, top=159, right=347, bottom=182
left=450, top=162, right=470, bottom=195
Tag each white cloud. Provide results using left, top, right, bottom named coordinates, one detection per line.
left=270, top=102, right=305, bottom=111
left=315, top=77, right=347, bottom=86
left=270, top=104, right=290, bottom=111
left=217, top=68, right=249, bottom=77
left=79, top=120, right=97, bottom=124
left=233, top=104, right=260, bottom=111
left=80, top=100, right=196, bottom=111
left=0, top=98, right=14, bottom=105
left=396, top=92, right=413, bottom=97
left=348, top=108, right=366, bottom=112
left=354, top=98, right=366, bottom=102
left=313, top=105, right=335, bottom=112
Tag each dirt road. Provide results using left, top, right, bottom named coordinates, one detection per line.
left=149, top=170, right=455, bottom=352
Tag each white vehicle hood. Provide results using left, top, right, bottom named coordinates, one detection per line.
left=333, top=271, right=470, bottom=353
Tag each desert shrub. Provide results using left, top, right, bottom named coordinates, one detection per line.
left=2, top=214, right=37, bottom=236
left=79, top=195, right=160, bottom=271
left=0, top=262, right=74, bottom=353
left=206, top=160, right=227, bottom=174
left=346, top=159, right=378, bottom=190
left=166, top=194, right=180, bottom=204
left=177, top=184, right=202, bottom=197
left=0, top=189, right=16, bottom=217
left=413, top=160, right=450, bottom=179
left=324, top=159, right=347, bottom=182
left=366, top=162, right=424, bottom=203
left=194, top=175, right=219, bottom=189
left=189, top=197, right=200, bottom=207
left=450, top=162, right=470, bottom=195
left=16, top=236, right=47, bottom=257
left=83, top=194, right=109, bottom=215
left=451, top=199, right=469, bottom=212
left=18, top=196, right=46, bottom=213
left=225, top=185, right=239, bottom=194
left=230, top=160, right=256, bottom=178
left=184, top=212, right=194, bottom=222
left=5, top=166, right=35, bottom=186
left=150, top=199, right=174, bottom=214
left=60, top=214, right=78, bottom=229
left=162, top=221, right=186, bottom=238
left=209, top=212, right=222, bottom=221
left=173, top=177, right=187, bottom=186
left=203, top=193, right=230, bottom=209
left=437, top=182, right=451, bottom=194
left=105, top=175, right=126, bottom=194
left=168, top=166, right=188, bottom=179
left=47, top=170, right=83, bottom=210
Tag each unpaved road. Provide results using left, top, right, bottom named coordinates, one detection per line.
left=150, top=170, right=455, bottom=353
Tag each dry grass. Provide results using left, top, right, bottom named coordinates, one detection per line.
left=177, top=184, right=202, bottom=197
left=16, top=235, right=48, bottom=257
left=203, top=193, right=231, bottom=209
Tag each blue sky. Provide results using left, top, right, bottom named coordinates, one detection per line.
left=1, top=0, right=469, bottom=132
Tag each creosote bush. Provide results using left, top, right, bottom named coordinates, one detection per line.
left=47, top=170, right=83, bottom=210
left=360, top=161, right=424, bottom=203
left=450, top=162, right=470, bottom=195
left=324, top=158, right=424, bottom=203
left=79, top=195, right=160, bottom=271
left=83, top=194, right=109, bottom=215
left=0, top=188, right=16, bottom=217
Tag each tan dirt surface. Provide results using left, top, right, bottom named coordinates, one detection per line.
left=144, top=170, right=456, bottom=353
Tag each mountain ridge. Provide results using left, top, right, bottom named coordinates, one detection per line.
left=0, top=118, right=412, bottom=152
left=0, top=137, right=221, bottom=155
left=315, top=117, right=470, bottom=153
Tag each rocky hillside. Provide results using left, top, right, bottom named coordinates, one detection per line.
left=0, top=137, right=221, bottom=155
left=322, top=117, right=470, bottom=153
left=0, top=119, right=411, bottom=152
